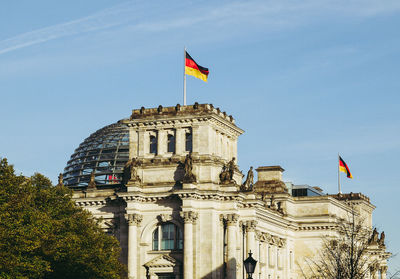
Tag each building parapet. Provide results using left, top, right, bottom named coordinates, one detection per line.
left=329, top=192, right=370, bottom=203
left=130, top=103, right=236, bottom=124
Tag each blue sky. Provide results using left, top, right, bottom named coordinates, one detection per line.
left=0, top=0, right=399, bottom=272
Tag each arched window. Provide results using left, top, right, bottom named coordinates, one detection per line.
left=185, top=132, right=192, bottom=152
left=167, top=134, right=175, bottom=153
left=150, top=135, right=157, bottom=154
left=152, top=223, right=183, bottom=251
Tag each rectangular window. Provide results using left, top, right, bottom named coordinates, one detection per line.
left=161, top=223, right=174, bottom=250
left=185, top=132, right=192, bottom=152
left=167, top=134, right=175, bottom=153
left=150, top=135, right=157, bottom=154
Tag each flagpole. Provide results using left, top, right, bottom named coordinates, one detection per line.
left=338, top=153, right=342, bottom=194
left=183, top=47, right=187, bottom=106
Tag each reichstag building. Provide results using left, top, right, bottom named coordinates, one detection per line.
left=62, top=103, right=389, bottom=279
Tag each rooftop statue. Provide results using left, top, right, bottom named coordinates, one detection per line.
left=379, top=231, right=385, bottom=246
left=87, top=171, right=96, bottom=189
left=241, top=166, right=254, bottom=191
left=369, top=228, right=379, bottom=245
left=220, top=157, right=237, bottom=185
left=227, top=157, right=236, bottom=180
left=269, top=194, right=277, bottom=210
left=182, top=153, right=196, bottom=183
left=123, top=158, right=141, bottom=185
left=57, top=173, right=64, bottom=187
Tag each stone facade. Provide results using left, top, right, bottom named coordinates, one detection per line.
left=70, top=103, right=389, bottom=279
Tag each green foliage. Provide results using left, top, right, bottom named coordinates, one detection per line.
left=0, top=158, right=126, bottom=279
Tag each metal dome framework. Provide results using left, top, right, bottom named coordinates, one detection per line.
left=63, top=122, right=130, bottom=189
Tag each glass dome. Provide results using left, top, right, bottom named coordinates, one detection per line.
left=63, top=121, right=130, bottom=189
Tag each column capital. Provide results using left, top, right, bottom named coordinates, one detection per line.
left=226, top=213, right=239, bottom=226
left=369, top=263, right=379, bottom=277
left=245, top=220, right=258, bottom=232
left=126, top=213, right=143, bottom=226
left=181, top=211, right=198, bottom=224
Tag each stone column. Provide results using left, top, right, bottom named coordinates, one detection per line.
left=181, top=211, right=198, bottom=279
left=226, top=214, right=239, bottom=279
left=175, top=128, right=185, bottom=155
left=137, top=129, right=146, bottom=157
left=129, top=126, right=138, bottom=159
left=381, top=266, right=388, bottom=279
left=157, top=129, right=166, bottom=156
left=192, top=125, right=200, bottom=154
left=370, top=265, right=378, bottom=279
left=268, top=245, right=275, bottom=267
left=259, top=240, right=266, bottom=279
left=127, top=213, right=142, bottom=279
left=245, top=220, right=257, bottom=254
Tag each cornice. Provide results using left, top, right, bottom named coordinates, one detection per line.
left=122, top=103, right=244, bottom=137
left=257, top=231, right=286, bottom=247
left=126, top=116, right=211, bottom=128
left=75, top=198, right=109, bottom=207
left=296, top=225, right=338, bottom=231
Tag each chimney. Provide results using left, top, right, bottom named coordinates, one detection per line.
left=256, top=166, right=285, bottom=181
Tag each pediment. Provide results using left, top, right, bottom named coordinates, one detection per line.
left=144, top=254, right=180, bottom=268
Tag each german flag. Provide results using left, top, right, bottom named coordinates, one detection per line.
left=185, top=51, right=209, bottom=82
left=339, top=156, right=353, bottom=179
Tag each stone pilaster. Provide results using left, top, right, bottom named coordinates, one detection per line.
left=137, top=129, right=146, bottom=157
left=129, top=127, right=138, bottom=158
left=259, top=240, right=266, bottom=279
left=226, top=213, right=239, bottom=279
left=181, top=211, right=198, bottom=279
left=370, top=264, right=378, bottom=279
left=381, top=266, right=388, bottom=279
left=175, top=128, right=185, bottom=155
left=192, top=125, right=200, bottom=154
left=245, top=220, right=257, bottom=255
left=157, top=129, right=166, bottom=156
left=127, top=213, right=142, bottom=279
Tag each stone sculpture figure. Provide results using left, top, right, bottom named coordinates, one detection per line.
left=369, top=228, right=379, bottom=244
left=87, top=171, right=96, bottom=189
left=227, top=157, right=236, bottom=180
left=270, top=195, right=277, bottom=210
left=123, top=158, right=141, bottom=185
left=241, top=166, right=254, bottom=191
left=379, top=231, right=385, bottom=246
left=220, top=157, right=237, bottom=185
left=219, top=164, right=230, bottom=184
left=57, top=173, right=64, bottom=187
left=182, top=153, right=196, bottom=183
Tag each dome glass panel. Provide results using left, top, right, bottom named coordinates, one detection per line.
left=63, top=121, right=130, bottom=189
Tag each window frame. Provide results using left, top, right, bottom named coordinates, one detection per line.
left=185, top=132, right=192, bottom=152
left=167, top=134, right=175, bottom=153
left=150, top=135, right=157, bottom=154
left=152, top=222, right=183, bottom=251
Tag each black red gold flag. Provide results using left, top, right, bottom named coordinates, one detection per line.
left=185, top=51, right=209, bottom=82
left=339, top=156, right=353, bottom=179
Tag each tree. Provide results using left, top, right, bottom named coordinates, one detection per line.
left=389, top=270, right=400, bottom=279
left=0, top=158, right=126, bottom=279
left=299, top=208, right=388, bottom=279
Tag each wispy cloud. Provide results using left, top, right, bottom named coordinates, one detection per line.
left=1, top=0, right=399, bottom=57
left=0, top=2, right=138, bottom=55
